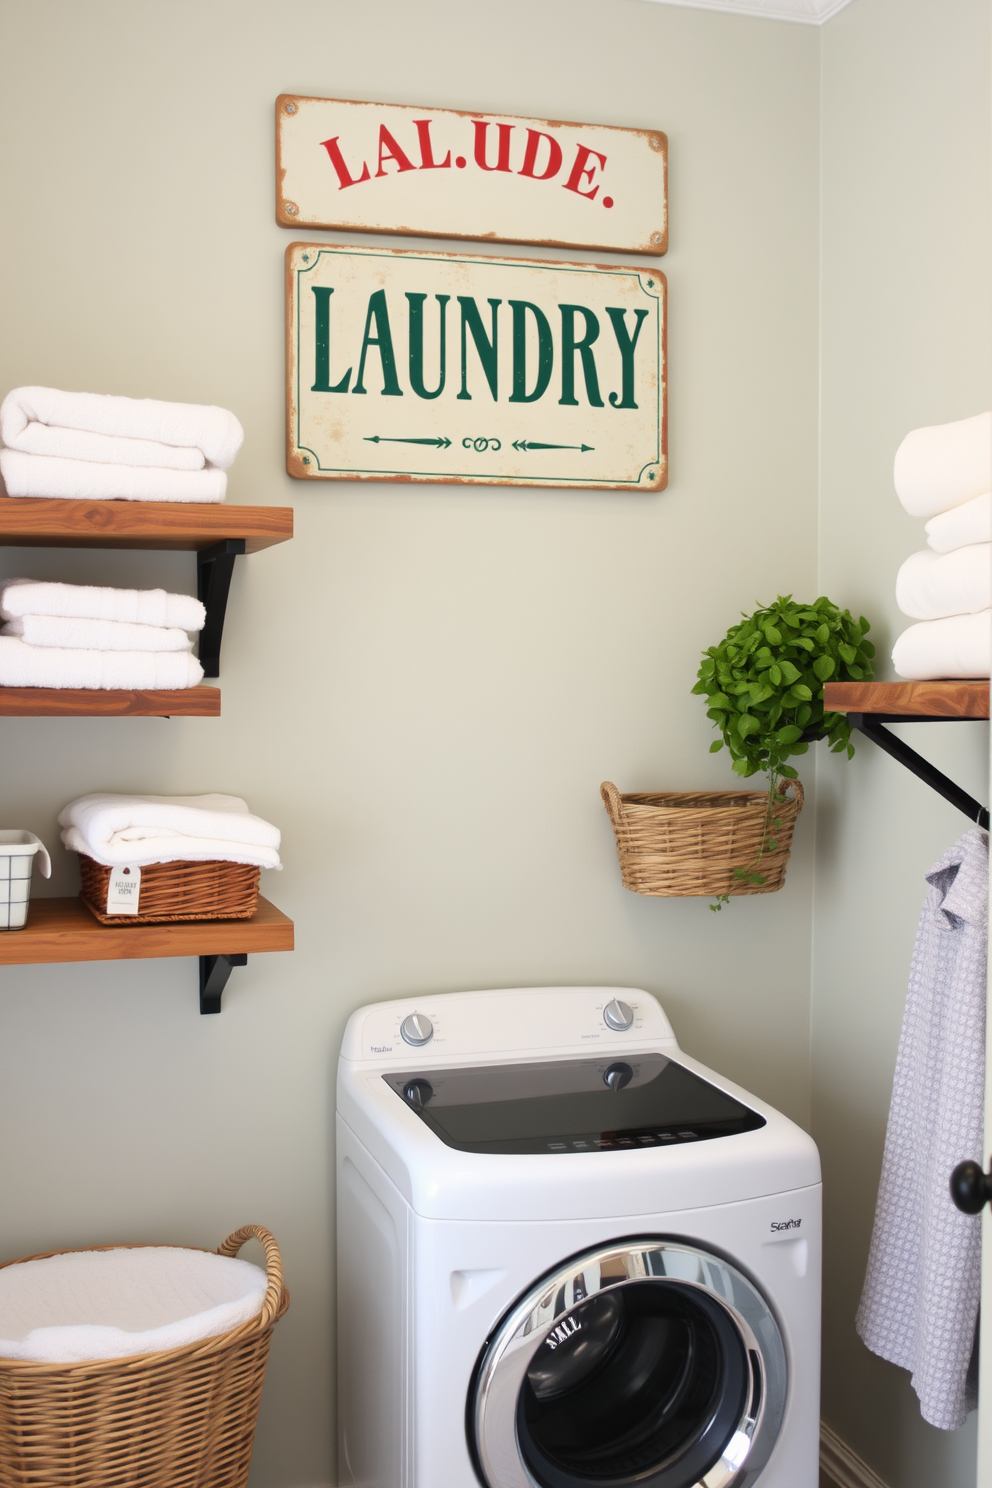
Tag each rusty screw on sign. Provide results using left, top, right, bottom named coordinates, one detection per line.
left=284, top=202, right=299, bottom=216
left=649, top=135, right=664, bottom=152
left=651, top=234, right=664, bottom=248
left=285, top=101, right=298, bottom=115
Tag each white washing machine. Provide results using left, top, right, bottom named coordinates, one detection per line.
left=336, top=987, right=820, bottom=1488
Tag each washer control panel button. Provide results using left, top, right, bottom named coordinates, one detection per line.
left=400, top=1012, right=434, bottom=1046
left=603, top=997, right=634, bottom=1031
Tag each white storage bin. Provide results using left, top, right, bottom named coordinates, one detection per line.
left=0, top=831, right=51, bottom=929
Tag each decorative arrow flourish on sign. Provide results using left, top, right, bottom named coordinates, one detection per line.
left=512, top=440, right=594, bottom=453
left=364, top=435, right=452, bottom=449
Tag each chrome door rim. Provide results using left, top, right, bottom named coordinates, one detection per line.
left=470, top=1238, right=787, bottom=1488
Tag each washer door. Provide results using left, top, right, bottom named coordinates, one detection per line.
left=469, top=1240, right=786, bottom=1488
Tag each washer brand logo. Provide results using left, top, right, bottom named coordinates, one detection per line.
left=770, top=1219, right=802, bottom=1232
left=371, top=1044, right=393, bottom=1053
left=544, top=1315, right=581, bottom=1350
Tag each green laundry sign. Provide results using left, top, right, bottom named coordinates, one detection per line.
left=286, top=243, right=667, bottom=490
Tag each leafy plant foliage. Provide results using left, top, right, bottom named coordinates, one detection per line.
left=692, top=595, right=875, bottom=780
left=692, top=595, right=875, bottom=908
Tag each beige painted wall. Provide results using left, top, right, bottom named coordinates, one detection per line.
left=0, top=3, right=819, bottom=1483
left=815, top=2, right=992, bottom=1487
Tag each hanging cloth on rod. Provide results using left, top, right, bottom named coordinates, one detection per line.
left=856, top=828, right=988, bottom=1429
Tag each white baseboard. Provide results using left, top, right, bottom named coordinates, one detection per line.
left=820, top=1421, right=892, bottom=1488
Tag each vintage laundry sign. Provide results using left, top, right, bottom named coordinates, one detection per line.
left=286, top=242, right=667, bottom=491
left=276, top=96, right=667, bottom=256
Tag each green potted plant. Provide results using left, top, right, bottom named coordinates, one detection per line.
left=601, top=596, right=874, bottom=907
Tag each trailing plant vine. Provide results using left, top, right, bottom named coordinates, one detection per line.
left=692, top=595, right=875, bottom=908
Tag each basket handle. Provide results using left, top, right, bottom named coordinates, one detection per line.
left=217, top=1225, right=285, bottom=1328
left=776, top=778, right=804, bottom=813
left=600, top=781, right=623, bottom=826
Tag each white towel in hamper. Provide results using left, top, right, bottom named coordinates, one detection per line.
left=0, top=578, right=204, bottom=633
left=894, top=411, right=992, bottom=519
left=0, top=1247, right=266, bottom=1363
left=895, top=545, right=991, bottom=621
left=892, top=612, right=991, bottom=681
left=926, top=492, right=992, bottom=554
left=0, top=386, right=244, bottom=470
left=857, top=830, right=988, bottom=1430
left=59, top=793, right=282, bottom=870
left=0, top=638, right=203, bottom=690
left=2, top=615, right=193, bottom=652
left=0, top=449, right=227, bottom=504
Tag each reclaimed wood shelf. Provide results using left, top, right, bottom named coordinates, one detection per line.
left=824, top=678, right=989, bottom=828
left=0, top=498, right=293, bottom=553
left=825, top=679, right=989, bottom=720
left=0, top=686, right=221, bottom=717
left=0, top=895, right=295, bottom=1012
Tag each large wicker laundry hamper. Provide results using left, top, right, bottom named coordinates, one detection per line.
left=0, top=1225, right=288, bottom=1488
left=601, top=779, right=804, bottom=897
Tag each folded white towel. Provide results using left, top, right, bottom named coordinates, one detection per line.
left=5, top=423, right=205, bottom=471
left=0, top=1246, right=266, bottom=1363
left=0, top=449, right=227, bottom=503
left=0, top=579, right=204, bottom=632
left=0, top=386, right=243, bottom=470
left=59, top=793, right=282, bottom=870
left=926, top=492, right=992, bottom=554
left=894, top=412, right=992, bottom=519
left=896, top=546, right=992, bottom=620
left=0, top=637, right=203, bottom=690
left=2, top=615, right=193, bottom=652
left=892, top=612, right=991, bottom=680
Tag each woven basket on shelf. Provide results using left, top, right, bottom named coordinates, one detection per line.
left=0, top=1225, right=289, bottom=1488
left=600, top=779, right=804, bottom=898
left=77, top=855, right=260, bottom=925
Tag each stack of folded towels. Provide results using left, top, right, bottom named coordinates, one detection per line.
left=0, top=579, right=206, bottom=690
left=892, top=411, right=992, bottom=680
left=59, top=794, right=282, bottom=870
left=0, top=386, right=243, bottom=504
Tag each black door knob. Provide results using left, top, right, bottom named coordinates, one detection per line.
left=603, top=1062, right=633, bottom=1092
left=950, top=1159, right=992, bottom=1215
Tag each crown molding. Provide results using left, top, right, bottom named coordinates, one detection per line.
left=636, top=0, right=855, bottom=23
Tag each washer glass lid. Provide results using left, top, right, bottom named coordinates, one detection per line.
left=382, top=1053, right=764, bottom=1154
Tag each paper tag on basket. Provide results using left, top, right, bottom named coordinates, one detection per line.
left=106, top=865, right=141, bottom=915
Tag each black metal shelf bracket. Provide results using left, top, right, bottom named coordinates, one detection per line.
left=848, top=711, right=990, bottom=830
left=199, top=953, right=248, bottom=1014
left=197, top=539, right=246, bottom=678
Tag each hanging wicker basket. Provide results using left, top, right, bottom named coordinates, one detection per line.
left=600, top=779, right=804, bottom=898
left=0, top=1225, right=288, bottom=1488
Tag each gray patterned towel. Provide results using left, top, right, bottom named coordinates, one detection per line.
left=856, top=828, right=988, bottom=1429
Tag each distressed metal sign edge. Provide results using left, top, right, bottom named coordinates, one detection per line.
left=276, top=94, right=668, bottom=257
left=285, top=241, right=668, bottom=492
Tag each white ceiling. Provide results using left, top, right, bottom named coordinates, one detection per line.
left=637, top=0, right=854, bottom=22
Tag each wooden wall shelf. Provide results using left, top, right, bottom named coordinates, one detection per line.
left=825, top=679, right=989, bottom=720
left=824, top=677, right=989, bottom=828
left=0, top=498, right=293, bottom=553
left=0, top=686, right=221, bottom=717
left=0, top=896, right=295, bottom=1012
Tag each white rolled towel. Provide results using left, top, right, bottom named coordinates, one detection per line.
left=0, top=386, right=244, bottom=470
left=0, top=1247, right=266, bottom=1363
left=894, top=412, right=992, bottom=519
left=926, top=492, right=992, bottom=553
left=892, top=612, right=991, bottom=680
left=895, top=546, right=991, bottom=620
left=0, top=579, right=204, bottom=633
left=0, top=449, right=226, bottom=504
left=0, top=637, right=203, bottom=690
left=2, top=615, right=192, bottom=652
left=59, top=793, right=282, bottom=870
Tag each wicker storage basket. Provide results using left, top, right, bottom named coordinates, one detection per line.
left=77, top=855, right=260, bottom=925
left=601, top=779, right=804, bottom=898
left=0, top=1225, right=288, bottom=1488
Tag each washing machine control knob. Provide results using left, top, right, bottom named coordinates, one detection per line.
left=400, top=1012, right=434, bottom=1046
left=603, top=998, right=634, bottom=1032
